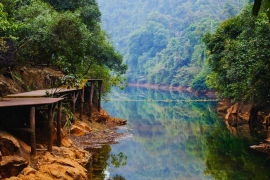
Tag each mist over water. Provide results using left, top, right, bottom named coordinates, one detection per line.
left=89, top=87, right=270, bottom=180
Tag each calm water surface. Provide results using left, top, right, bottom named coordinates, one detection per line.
left=88, top=87, right=270, bottom=180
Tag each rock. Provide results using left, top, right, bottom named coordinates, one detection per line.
left=61, top=137, right=73, bottom=147
left=0, top=156, right=28, bottom=178
left=75, top=122, right=92, bottom=132
left=71, top=125, right=88, bottom=137
left=111, top=118, right=127, bottom=126
left=38, top=152, right=87, bottom=180
left=0, top=131, right=31, bottom=157
left=20, top=166, right=36, bottom=176
left=0, top=131, right=20, bottom=156
left=52, top=146, right=90, bottom=166
left=96, top=115, right=108, bottom=123
left=250, top=143, right=270, bottom=155
left=224, top=102, right=255, bottom=126
left=100, top=109, right=109, bottom=116
left=238, top=103, right=254, bottom=122
left=231, top=103, right=239, bottom=114
left=217, top=104, right=229, bottom=113
left=71, top=122, right=92, bottom=137
left=6, top=148, right=89, bottom=180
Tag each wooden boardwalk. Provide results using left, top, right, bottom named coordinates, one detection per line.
left=6, top=88, right=79, bottom=98
left=0, top=98, right=63, bottom=107
left=0, top=98, right=63, bottom=156
left=0, top=79, right=103, bottom=156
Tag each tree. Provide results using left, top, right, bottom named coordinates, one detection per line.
left=0, top=0, right=127, bottom=92
left=253, top=0, right=270, bottom=21
left=204, top=6, right=270, bottom=102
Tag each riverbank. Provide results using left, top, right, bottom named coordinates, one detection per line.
left=128, top=83, right=216, bottom=98
left=1, top=109, right=127, bottom=180
left=0, top=66, right=63, bottom=97
left=217, top=100, right=270, bottom=155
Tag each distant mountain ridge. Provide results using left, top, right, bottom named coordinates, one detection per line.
left=97, top=0, right=249, bottom=89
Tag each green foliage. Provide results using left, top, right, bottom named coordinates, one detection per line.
left=43, top=0, right=98, bottom=11
left=191, top=67, right=210, bottom=91
left=98, top=0, right=248, bottom=89
left=204, top=6, right=270, bottom=102
left=0, top=2, right=18, bottom=51
left=253, top=0, right=270, bottom=20
left=110, top=152, right=127, bottom=168
left=0, top=0, right=127, bottom=92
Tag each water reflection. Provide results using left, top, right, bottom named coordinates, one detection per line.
left=95, top=87, right=270, bottom=180
left=87, top=146, right=128, bottom=180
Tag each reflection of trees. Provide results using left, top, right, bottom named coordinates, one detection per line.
left=104, top=87, right=219, bottom=179
left=87, top=145, right=127, bottom=180
left=103, top=87, right=270, bottom=180
left=87, top=145, right=111, bottom=180
left=112, top=175, right=126, bottom=180
left=201, top=127, right=270, bottom=180
left=110, top=152, right=127, bottom=168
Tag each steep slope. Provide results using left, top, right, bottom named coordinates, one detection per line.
left=97, top=0, right=249, bottom=89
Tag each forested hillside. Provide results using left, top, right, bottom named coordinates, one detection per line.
left=97, top=0, right=249, bottom=89
left=0, top=0, right=127, bottom=93
left=205, top=5, right=270, bottom=102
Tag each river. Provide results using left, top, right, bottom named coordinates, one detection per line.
left=88, top=86, right=270, bottom=180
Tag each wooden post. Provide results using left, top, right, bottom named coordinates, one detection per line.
left=80, top=88, right=85, bottom=120
left=71, top=92, right=76, bottom=114
left=71, top=91, right=80, bottom=114
left=98, top=80, right=103, bottom=112
left=89, top=82, right=94, bottom=118
left=56, top=102, right=62, bottom=147
left=48, top=105, right=53, bottom=152
left=30, top=106, right=36, bottom=156
left=90, top=82, right=94, bottom=105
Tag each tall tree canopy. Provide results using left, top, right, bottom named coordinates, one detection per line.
left=98, top=0, right=248, bottom=89
left=204, top=6, right=270, bottom=102
left=0, top=0, right=127, bottom=92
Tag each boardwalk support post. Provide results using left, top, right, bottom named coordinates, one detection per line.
left=30, top=106, right=36, bottom=156
left=89, top=82, right=94, bottom=119
left=80, top=88, right=85, bottom=120
left=57, top=102, right=62, bottom=147
left=48, top=105, right=53, bottom=152
left=98, top=80, right=102, bottom=112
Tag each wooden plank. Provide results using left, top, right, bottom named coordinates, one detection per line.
left=30, top=107, right=36, bottom=156
left=0, top=98, right=63, bottom=107
left=6, top=88, right=80, bottom=98
left=56, top=102, right=62, bottom=147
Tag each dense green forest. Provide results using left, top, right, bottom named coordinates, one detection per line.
left=0, top=0, right=126, bottom=92
left=97, top=0, right=249, bottom=89
left=204, top=5, right=270, bottom=102
left=2, top=0, right=270, bottom=102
